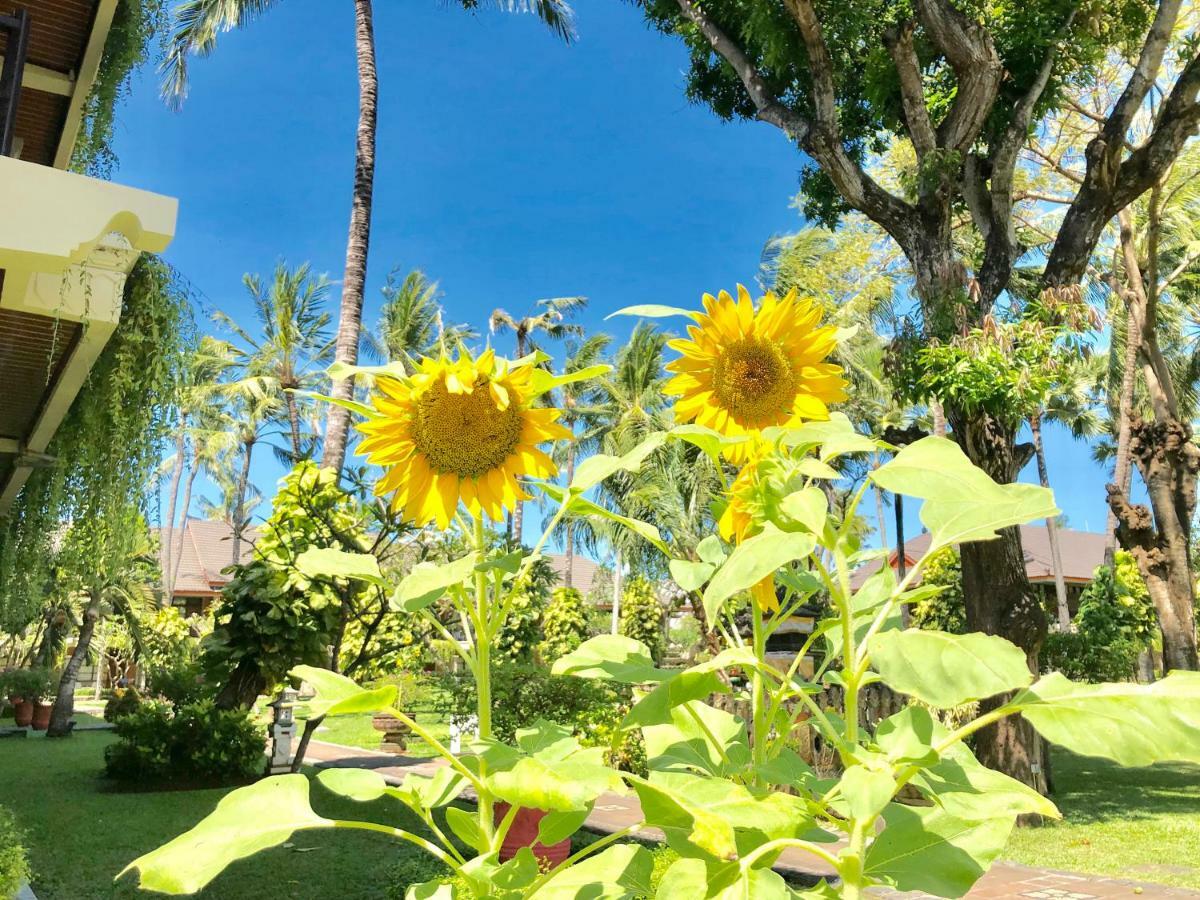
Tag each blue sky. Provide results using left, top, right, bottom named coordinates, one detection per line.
left=109, top=0, right=1114, bottom=547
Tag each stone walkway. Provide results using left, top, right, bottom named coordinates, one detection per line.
left=304, top=740, right=1198, bottom=899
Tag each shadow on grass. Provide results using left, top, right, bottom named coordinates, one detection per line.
left=1046, top=749, right=1200, bottom=825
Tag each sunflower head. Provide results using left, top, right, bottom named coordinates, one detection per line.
left=666, top=285, right=846, bottom=461
left=357, top=350, right=570, bottom=528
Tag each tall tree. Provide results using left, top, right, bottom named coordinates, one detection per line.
left=216, top=262, right=334, bottom=462
left=489, top=294, right=587, bottom=538
left=639, top=0, right=1200, bottom=790
left=163, top=0, right=576, bottom=476
left=364, top=268, right=476, bottom=366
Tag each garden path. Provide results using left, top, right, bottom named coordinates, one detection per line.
left=304, top=739, right=1199, bottom=899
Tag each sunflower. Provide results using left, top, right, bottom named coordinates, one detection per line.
left=666, top=285, right=846, bottom=460
left=718, top=447, right=780, bottom=612
left=357, top=350, right=570, bottom=528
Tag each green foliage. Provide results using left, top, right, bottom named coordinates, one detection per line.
left=910, top=548, right=966, bottom=634
left=539, top=587, right=590, bottom=663
left=71, top=0, right=167, bottom=177
left=104, top=698, right=263, bottom=782
left=0, top=257, right=189, bottom=634
left=103, top=687, right=143, bottom=723
left=140, top=607, right=201, bottom=674
left=0, top=668, right=52, bottom=702
left=619, top=577, right=664, bottom=664
left=493, top=591, right=545, bottom=663
left=0, top=805, right=29, bottom=900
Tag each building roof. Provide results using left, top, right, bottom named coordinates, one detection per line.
left=850, top=524, right=1107, bottom=590
left=159, top=518, right=603, bottom=600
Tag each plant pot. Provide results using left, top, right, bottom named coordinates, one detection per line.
left=30, top=701, right=52, bottom=730
left=493, top=803, right=573, bottom=867
left=12, top=699, right=33, bottom=728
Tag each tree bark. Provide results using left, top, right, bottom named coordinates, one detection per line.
left=231, top=438, right=255, bottom=566
left=1106, top=306, right=1140, bottom=562
left=321, top=0, right=379, bottom=476
left=215, top=657, right=268, bottom=710
left=563, top=447, right=576, bottom=587
left=170, top=447, right=202, bottom=596
left=1030, top=413, right=1071, bottom=630
left=611, top=549, right=623, bottom=635
left=162, top=417, right=187, bottom=600
left=46, top=590, right=103, bottom=737
left=285, top=390, right=305, bottom=462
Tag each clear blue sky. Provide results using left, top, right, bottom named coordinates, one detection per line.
left=109, top=0, right=1114, bottom=546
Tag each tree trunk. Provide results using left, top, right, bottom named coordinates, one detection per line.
left=930, top=398, right=947, bottom=437
left=893, top=492, right=910, bottom=629
left=290, top=716, right=324, bottom=773
left=611, top=549, right=623, bottom=635
left=872, top=457, right=888, bottom=551
left=231, top=438, right=255, bottom=566
left=1106, top=306, right=1140, bottom=562
left=321, top=0, right=379, bottom=476
left=563, top=447, right=576, bottom=587
left=1030, top=413, right=1071, bottom=630
left=170, top=447, right=202, bottom=596
left=46, top=590, right=103, bottom=737
left=286, top=390, right=305, bottom=462
left=215, top=657, right=268, bottom=710
left=951, top=408, right=1050, bottom=797
left=162, top=418, right=187, bottom=600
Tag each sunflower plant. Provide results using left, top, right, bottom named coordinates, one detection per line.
left=121, top=292, right=1200, bottom=900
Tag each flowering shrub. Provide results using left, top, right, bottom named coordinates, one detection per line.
left=618, top=577, right=664, bottom=664
left=123, top=293, right=1200, bottom=900
left=538, top=587, right=589, bottom=664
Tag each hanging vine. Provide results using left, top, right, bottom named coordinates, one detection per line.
left=0, top=256, right=191, bottom=633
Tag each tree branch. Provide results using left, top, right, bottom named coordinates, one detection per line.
left=883, top=20, right=937, bottom=158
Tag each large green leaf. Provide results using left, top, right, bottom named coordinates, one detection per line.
left=669, top=424, right=752, bottom=466
left=570, top=432, right=667, bottom=493
left=655, top=856, right=798, bottom=899
left=551, top=634, right=669, bottom=683
left=531, top=844, right=654, bottom=899
left=643, top=701, right=750, bottom=777
left=291, top=665, right=398, bottom=717
left=391, top=553, right=480, bottom=612
left=870, top=437, right=1059, bottom=553
left=529, top=364, right=612, bottom=399
left=670, top=558, right=716, bottom=592
left=864, top=804, right=1014, bottom=898
left=702, top=525, right=815, bottom=620
left=766, top=413, right=877, bottom=461
left=606, top=304, right=696, bottom=320
left=120, top=776, right=331, bottom=894
left=1013, top=671, right=1200, bottom=766
left=837, top=764, right=897, bottom=823
left=482, top=721, right=625, bottom=812
left=623, top=648, right=754, bottom=728
left=316, top=767, right=389, bottom=802
left=821, top=567, right=900, bottom=661
left=540, top=483, right=667, bottom=553
left=294, top=547, right=385, bottom=585
left=868, top=630, right=1032, bottom=708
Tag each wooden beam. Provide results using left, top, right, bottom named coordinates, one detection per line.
left=54, top=0, right=118, bottom=168
left=0, top=58, right=74, bottom=97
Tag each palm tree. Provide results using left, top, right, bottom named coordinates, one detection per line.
left=162, top=0, right=576, bottom=478
left=489, top=295, right=587, bottom=538
left=363, top=268, right=476, bottom=367
left=216, top=262, right=333, bottom=462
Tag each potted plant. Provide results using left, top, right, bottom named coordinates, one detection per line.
left=30, top=670, right=55, bottom=730
left=3, top=668, right=50, bottom=728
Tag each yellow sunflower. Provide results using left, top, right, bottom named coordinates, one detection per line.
left=666, top=285, right=846, bottom=461
left=356, top=350, right=570, bottom=529
left=718, top=447, right=779, bottom=612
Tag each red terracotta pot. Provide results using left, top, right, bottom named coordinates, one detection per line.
left=12, top=699, right=33, bottom=728
left=494, top=803, right=573, bottom=867
left=30, top=701, right=52, bottom=730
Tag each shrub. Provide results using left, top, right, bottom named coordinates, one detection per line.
left=146, top=658, right=206, bottom=708
left=1, top=667, right=53, bottom=702
left=0, top=805, right=29, bottom=900
left=104, top=699, right=263, bottom=782
left=910, top=547, right=965, bottom=633
left=103, top=686, right=143, bottom=722
left=493, top=591, right=544, bottom=663
left=1041, top=631, right=1141, bottom=683
left=619, top=577, right=664, bottom=663
left=539, top=587, right=589, bottom=663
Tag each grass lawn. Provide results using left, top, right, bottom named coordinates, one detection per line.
left=1003, top=747, right=1200, bottom=889
left=308, top=711, right=451, bottom=759
left=0, top=731, right=446, bottom=899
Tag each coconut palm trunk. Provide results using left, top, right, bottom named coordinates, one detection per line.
left=562, top=448, right=576, bottom=587
left=170, top=446, right=202, bottom=594
left=285, top=388, right=305, bottom=461
left=1030, top=413, right=1071, bottom=630
left=231, top=437, right=255, bottom=566
left=46, top=589, right=103, bottom=737
left=322, top=0, right=379, bottom=476
left=162, top=418, right=187, bottom=599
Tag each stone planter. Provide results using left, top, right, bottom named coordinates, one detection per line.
left=371, top=714, right=413, bottom=754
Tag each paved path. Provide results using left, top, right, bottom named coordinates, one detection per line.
left=305, top=740, right=1198, bottom=899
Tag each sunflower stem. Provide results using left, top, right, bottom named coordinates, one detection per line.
left=471, top=512, right=494, bottom=840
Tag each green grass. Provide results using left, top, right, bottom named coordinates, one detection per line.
left=1, top=710, right=107, bottom=729
left=1003, top=747, right=1200, bottom=888
left=0, top=731, right=441, bottom=899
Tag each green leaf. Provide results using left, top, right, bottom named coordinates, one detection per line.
left=655, top=856, right=797, bottom=899
left=299, top=390, right=377, bottom=420
left=838, top=764, right=896, bottom=823
left=294, top=547, right=384, bottom=585
left=406, top=881, right=456, bottom=900
left=571, top=432, right=667, bottom=493
left=821, top=566, right=898, bottom=661
left=669, top=424, right=751, bottom=466
left=120, top=776, right=331, bottom=894
left=476, top=551, right=525, bottom=574
left=488, top=753, right=622, bottom=813
left=865, top=804, right=1014, bottom=898
left=623, top=648, right=754, bottom=728
left=870, top=437, right=1059, bottom=553
left=696, top=535, right=727, bottom=566
left=397, top=767, right=469, bottom=809
left=767, top=413, right=877, bottom=461
left=530, top=364, right=612, bottom=398
left=392, top=553, right=480, bottom=612
left=291, top=665, right=398, bottom=718
left=551, top=634, right=668, bottom=683
left=873, top=706, right=941, bottom=766
left=916, top=743, right=1060, bottom=821
left=702, top=525, right=815, bottom=621
left=670, top=558, right=716, bottom=592
left=445, top=806, right=488, bottom=853
left=1013, top=671, right=1200, bottom=766
left=606, top=304, right=696, bottom=320
left=531, top=844, right=654, bottom=899
left=643, top=701, right=750, bottom=777
left=540, top=483, right=668, bottom=553
left=778, top=487, right=828, bottom=535
left=631, top=777, right=737, bottom=860
left=868, top=630, right=1032, bottom=708
left=328, top=360, right=406, bottom=382
left=537, top=806, right=591, bottom=845
left=316, top=767, right=388, bottom=802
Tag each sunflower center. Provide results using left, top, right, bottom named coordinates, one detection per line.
left=711, top=337, right=795, bottom=424
left=411, top=378, right=523, bottom=479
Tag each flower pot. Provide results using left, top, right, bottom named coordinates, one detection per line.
left=12, top=699, right=33, bottom=728
left=493, top=803, right=573, bottom=867
left=30, top=701, right=52, bottom=730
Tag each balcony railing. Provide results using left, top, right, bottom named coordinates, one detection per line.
left=0, top=8, right=31, bottom=158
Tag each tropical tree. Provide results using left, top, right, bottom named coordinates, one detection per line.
left=364, top=268, right=475, bottom=366
left=637, top=0, right=1200, bottom=790
left=161, top=0, right=577, bottom=477
left=216, top=262, right=334, bottom=462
